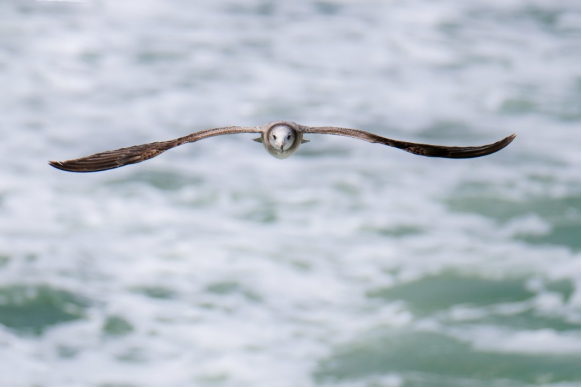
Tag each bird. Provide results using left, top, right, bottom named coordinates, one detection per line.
left=49, top=121, right=515, bottom=173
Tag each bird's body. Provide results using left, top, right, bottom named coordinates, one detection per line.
left=49, top=121, right=515, bottom=173
left=255, top=122, right=308, bottom=159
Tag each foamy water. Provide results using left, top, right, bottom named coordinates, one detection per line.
left=0, top=0, right=579, bottom=386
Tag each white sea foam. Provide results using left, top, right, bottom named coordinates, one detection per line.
left=0, top=0, right=579, bottom=385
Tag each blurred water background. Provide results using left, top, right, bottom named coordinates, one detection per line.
left=0, top=0, right=580, bottom=386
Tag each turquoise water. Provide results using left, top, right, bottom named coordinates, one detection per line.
left=0, top=0, right=579, bottom=386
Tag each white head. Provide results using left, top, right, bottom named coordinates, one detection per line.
left=268, top=125, right=296, bottom=152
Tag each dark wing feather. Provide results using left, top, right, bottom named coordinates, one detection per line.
left=301, top=126, right=515, bottom=159
left=49, top=126, right=260, bottom=173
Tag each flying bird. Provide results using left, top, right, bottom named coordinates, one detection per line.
left=49, top=121, right=515, bottom=173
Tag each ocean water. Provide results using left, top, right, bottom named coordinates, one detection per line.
left=0, top=0, right=579, bottom=386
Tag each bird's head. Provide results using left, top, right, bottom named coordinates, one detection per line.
left=268, top=125, right=296, bottom=152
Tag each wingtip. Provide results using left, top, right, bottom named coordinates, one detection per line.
left=503, top=133, right=517, bottom=146
left=484, top=133, right=516, bottom=156
left=49, top=160, right=65, bottom=172
left=49, top=160, right=76, bottom=172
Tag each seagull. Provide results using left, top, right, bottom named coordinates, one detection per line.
left=49, top=121, right=515, bottom=172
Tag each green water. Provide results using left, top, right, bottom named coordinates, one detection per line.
left=314, top=331, right=580, bottom=386
left=0, top=285, right=89, bottom=335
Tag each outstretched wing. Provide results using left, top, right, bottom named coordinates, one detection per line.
left=49, top=126, right=260, bottom=172
left=301, top=126, right=515, bottom=159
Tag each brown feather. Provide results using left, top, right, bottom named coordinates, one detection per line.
left=302, top=126, right=516, bottom=159
left=49, top=126, right=259, bottom=173
left=49, top=122, right=515, bottom=173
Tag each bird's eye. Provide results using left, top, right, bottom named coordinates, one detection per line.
left=273, top=135, right=277, bottom=140
left=287, top=135, right=291, bottom=140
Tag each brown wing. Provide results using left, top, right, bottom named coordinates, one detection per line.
left=301, top=126, right=515, bottom=159
left=49, top=126, right=260, bottom=173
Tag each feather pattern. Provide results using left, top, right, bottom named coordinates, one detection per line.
left=49, top=126, right=259, bottom=172
left=49, top=121, right=515, bottom=173
left=301, top=126, right=516, bottom=159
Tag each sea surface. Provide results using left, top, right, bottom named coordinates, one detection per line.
left=0, top=0, right=580, bottom=386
